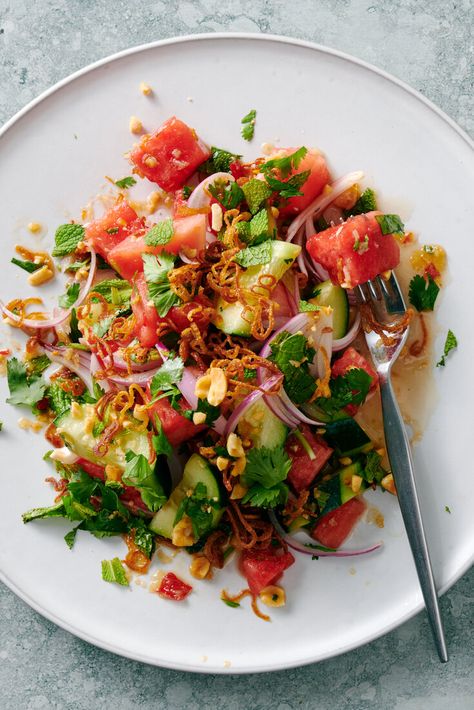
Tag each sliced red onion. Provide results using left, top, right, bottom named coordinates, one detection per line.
left=263, top=391, right=300, bottom=428
left=187, top=172, right=234, bottom=210
left=156, top=344, right=227, bottom=435
left=0, top=248, right=97, bottom=330
left=42, top=344, right=95, bottom=394
left=279, top=389, right=325, bottom=426
left=269, top=511, right=382, bottom=558
left=286, top=171, right=364, bottom=244
left=332, top=311, right=361, bottom=352
left=105, top=366, right=161, bottom=388
left=308, top=307, right=334, bottom=380
left=224, top=374, right=283, bottom=436
left=303, top=217, right=330, bottom=281
left=112, top=350, right=161, bottom=373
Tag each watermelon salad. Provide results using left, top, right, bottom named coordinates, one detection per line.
left=0, top=109, right=452, bottom=618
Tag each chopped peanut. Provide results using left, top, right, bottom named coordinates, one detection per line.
left=193, top=411, right=207, bottom=426
left=207, top=367, right=228, bottom=406
left=227, top=432, right=245, bottom=458
left=333, top=184, right=360, bottom=210
left=381, top=473, right=396, bottom=495
left=139, top=81, right=153, bottom=96
left=195, top=373, right=212, bottom=399
left=211, top=203, right=223, bottom=232
left=339, top=456, right=352, bottom=466
left=50, top=447, right=78, bottom=464
left=189, top=555, right=211, bottom=580
left=260, top=585, right=286, bottom=608
left=230, top=482, right=248, bottom=500
left=70, top=402, right=82, bottom=419
left=105, top=464, right=123, bottom=482
left=351, top=474, right=363, bottom=494
left=216, top=456, right=229, bottom=471
left=27, top=222, right=42, bottom=233
left=172, top=516, right=196, bottom=546
left=17, top=417, right=43, bottom=432
left=230, top=456, right=246, bottom=477
left=147, top=190, right=162, bottom=214
left=129, top=116, right=143, bottom=134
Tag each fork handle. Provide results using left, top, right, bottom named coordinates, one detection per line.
left=380, top=376, right=448, bottom=662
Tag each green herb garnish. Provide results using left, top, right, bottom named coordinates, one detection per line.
left=408, top=274, right=440, bottom=312
left=52, top=224, right=85, bottom=257
left=436, top=330, right=458, bottom=367
left=241, top=109, right=256, bottom=141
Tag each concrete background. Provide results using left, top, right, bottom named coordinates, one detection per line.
left=0, top=1, right=472, bottom=708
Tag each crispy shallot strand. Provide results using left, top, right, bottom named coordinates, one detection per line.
left=45, top=422, right=64, bottom=448
left=283, top=490, right=312, bottom=526
left=221, top=589, right=252, bottom=604
left=226, top=501, right=274, bottom=551
left=409, top=313, right=428, bottom=357
left=203, top=530, right=230, bottom=569
left=93, top=420, right=120, bottom=457
left=5, top=297, right=46, bottom=326
left=45, top=476, right=68, bottom=501
left=251, top=596, right=271, bottom=622
left=360, top=303, right=413, bottom=346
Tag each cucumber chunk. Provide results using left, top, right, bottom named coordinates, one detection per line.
left=56, top=403, right=151, bottom=469
left=309, top=280, right=349, bottom=339
left=214, top=241, right=301, bottom=336
left=237, top=399, right=288, bottom=449
left=322, top=418, right=373, bottom=457
left=149, top=454, right=222, bottom=539
left=338, top=461, right=366, bottom=504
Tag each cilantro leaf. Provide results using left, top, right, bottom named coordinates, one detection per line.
left=408, top=274, right=440, bottom=312
left=208, top=180, right=244, bottom=210
left=131, top=519, right=155, bottom=558
left=203, top=146, right=242, bottom=174
left=182, top=185, right=193, bottom=199
left=26, top=355, right=51, bottom=377
left=269, top=331, right=316, bottom=405
left=363, top=450, right=387, bottom=485
left=241, top=109, right=256, bottom=141
left=193, top=398, right=220, bottom=426
left=242, top=482, right=289, bottom=508
left=6, top=357, right=46, bottom=408
left=66, top=259, right=90, bottom=273
left=47, top=382, right=72, bottom=418
left=152, top=425, right=173, bottom=458
left=299, top=299, right=320, bottom=312
left=436, top=329, right=458, bottom=367
left=142, top=252, right=180, bottom=317
left=344, top=187, right=377, bottom=217
left=92, top=279, right=132, bottom=305
left=174, top=481, right=219, bottom=539
left=122, top=451, right=167, bottom=512
left=261, top=147, right=308, bottom=179
left=264, top=170, right=311, bottom=199
left=313, top=368, right=373, bottom=417
left=101, top=558, right=129, bottom=586
left=144, top=219, right=174, bottom=247
left=234, top=240, right=272, bottom=268
left=149, top=355, right=184, bottom=396
left=92, top=315, right=114, bottom=338
left=58, top=282, right=80, bottom=309
left=115, top=176, right=136, bottom=189
left=52, top=224, right=85, bottom=257
left=375, top=214, right=405, bottom=235
left=242, top=445, right=292, bottom=490
left=11, top=257, right=41, bottom=274
left=241, top=178, right=272, bottom=214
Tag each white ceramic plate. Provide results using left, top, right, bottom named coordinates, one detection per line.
left=0, top=35, right=473, bottom=674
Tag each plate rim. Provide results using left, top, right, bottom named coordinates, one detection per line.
left=0, top=32, right=472, bottom=674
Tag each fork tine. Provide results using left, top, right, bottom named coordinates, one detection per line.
left=367, top=279, right=382, bottom=301
left=355, top=284, right=367, bottom=303
left=377, top=273, right=406, bottom=315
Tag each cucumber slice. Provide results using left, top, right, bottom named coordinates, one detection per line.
left=56, top=403, right=151, bottom=469
left=237, top=399, right=288, bottom=449
left=322, top=418, right=373, bottom=457
left=214, top=241, right=301, bottom=336
left=309, top=280, right=349, bottom=339
left=338, top=461, right=366, bottom=504
left=149, top=454, right=222, bottom=538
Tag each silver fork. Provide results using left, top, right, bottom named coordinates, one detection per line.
left=356, top=273, right=448, bottom=663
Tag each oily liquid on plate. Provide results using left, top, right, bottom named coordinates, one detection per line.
left=355, top=241, right=438, bottom=448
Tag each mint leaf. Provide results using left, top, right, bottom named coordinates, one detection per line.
left=344, top=187, right=377, bottom=217
left=22, top=502, right=66, bottom=522
left=149, top=355, right=184, bottom=396
left=299, top=299, right=320, bottom=312
left=174, top=481, right=219, bottom=539
left=52, top=224, right=85, bottom=257
left=144, top=219, right=174, bottom=247
left=58, top=282, right=80, bottom=309
left=6, top=357, right=46, bottom=408
left=242, top=445, right=292, bottom=489
left=436, top=329, right=458, bottom=367
left=47, top=383, right=72, bottom=418
left=101, top=558, right=129, bottom=586
left=241, top=178, right=272, bottom=214
left=241, top=109, right=256, bottom=141
left=122, top=451, right=167, bottom=512
left=115, top=176, right=136, bottom=189
left=11, top=257, right=41, bottom=274
left=142, top=252, right=180, bottom=317
left=131, top=520, right=155, bottom=558
left=64, top=526, right=79, bottom=549
left=92, top=278, right=132, bottom=305
left=408, top=274, right=440, bottom=312
left=375, top=214, right=405, bottom=235
left=269, top=331, right=316, bottom=404
left=242, top=481, right=289, bottom=508
left=249, top=208, right=273, bottom=243
left=234, top=240, right=272, bottom=268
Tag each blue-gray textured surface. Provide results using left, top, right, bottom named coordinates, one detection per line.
left=0, top=1, right=473, bottom=708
